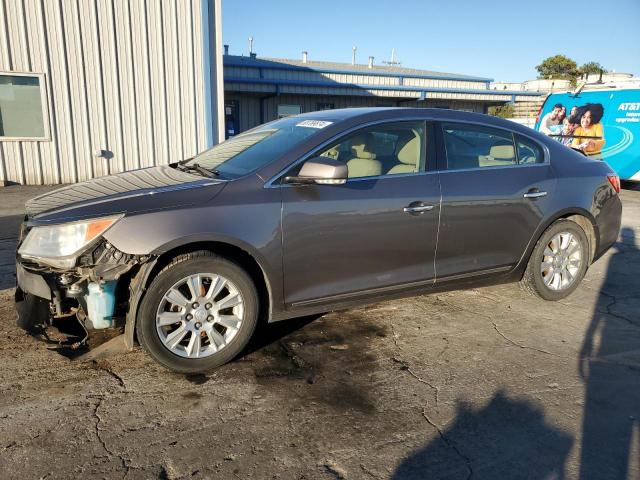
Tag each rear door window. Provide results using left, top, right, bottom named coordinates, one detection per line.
left=442, top=123, right=516, bottom=170
left=515, top=135, right=545, bottom=164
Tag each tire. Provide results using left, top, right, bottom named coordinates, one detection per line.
left=136, top=251, right=259, bottom=373
left=520, top=219, right=590, bottom=301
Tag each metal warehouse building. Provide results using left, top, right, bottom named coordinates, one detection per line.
left=0, top=0, right=224, bottom=186
left=223, top=53, right=542, bottom=136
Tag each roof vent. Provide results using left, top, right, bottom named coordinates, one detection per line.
left=368, top=56, right=374, bottom=69
left=248, top=36, right=255, bottom=58
left=302, top=51, right=308, bottom=63
left=224, top=44, right=229, bottom=56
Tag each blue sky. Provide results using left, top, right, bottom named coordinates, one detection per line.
left=222, top=0, right=640, bottom=82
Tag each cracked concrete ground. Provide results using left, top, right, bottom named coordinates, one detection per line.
left=0, top=184, right=639, bottom=479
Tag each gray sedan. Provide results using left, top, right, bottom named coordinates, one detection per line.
left=15, top=108, right=622, bottom=372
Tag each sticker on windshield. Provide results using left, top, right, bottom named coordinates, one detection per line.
left=296, top=120, right=333, bottom=129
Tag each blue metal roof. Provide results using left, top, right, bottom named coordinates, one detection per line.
left=223, top=55, right=494, bottom=83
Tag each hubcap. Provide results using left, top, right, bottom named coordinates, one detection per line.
left=155, top=273, right=244, bottom=359
left=541, top=232, right=583, bottom=291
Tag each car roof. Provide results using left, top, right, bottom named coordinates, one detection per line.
left=293, top=107, right=540, bottom=138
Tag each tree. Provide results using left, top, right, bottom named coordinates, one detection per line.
left=579, top=61, right=606, bottom=77
left=536, top=55, right=579, bottom=81
left=488, top=104, right=515, bottom=119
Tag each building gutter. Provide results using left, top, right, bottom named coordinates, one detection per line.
left=202, top=0, right=225, bottom=147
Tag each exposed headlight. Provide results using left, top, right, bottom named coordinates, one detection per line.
left=18, top=216, right=121, bottom=269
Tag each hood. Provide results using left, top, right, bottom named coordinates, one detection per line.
left=26, top=166, right=225, bottom=222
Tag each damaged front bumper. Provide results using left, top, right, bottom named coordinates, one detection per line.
left=15, top=239, right=156, bottom=350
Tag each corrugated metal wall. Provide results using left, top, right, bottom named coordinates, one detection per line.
left=0, top=0, right=213, bottom=185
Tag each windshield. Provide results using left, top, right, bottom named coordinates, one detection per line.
left=185, top=116, right=332, bottom=178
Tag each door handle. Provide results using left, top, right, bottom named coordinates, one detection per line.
left=523, top=190, right=547, bottom=199
left=403, top=203, right=434, bottom=214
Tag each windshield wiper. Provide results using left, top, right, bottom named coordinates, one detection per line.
left=176, top=163, right=220, bottom=178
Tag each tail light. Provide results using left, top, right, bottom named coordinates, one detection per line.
left=607, top=174, right=621, bottom=194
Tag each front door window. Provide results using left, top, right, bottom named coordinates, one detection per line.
left=316, top=122, right=426, bottom=179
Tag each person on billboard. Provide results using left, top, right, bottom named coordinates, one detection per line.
left=558, top=106, right=567, bottom=124
left=571, top=104, right=605, bottom=156
left=560, top=117, right=579, bottom=147
left=539, top=103, right=565, bottom=135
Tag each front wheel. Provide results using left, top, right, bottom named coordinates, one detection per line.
left=136, top=251, right=258, bottom=373
left=520, top=219, right=590, bottom=301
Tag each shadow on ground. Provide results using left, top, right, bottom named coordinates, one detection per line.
left=393, top=227, right=640, bottom=479
left=579, top=227, right=640, bottom=479
left=392, top=391, right=573, bottom=479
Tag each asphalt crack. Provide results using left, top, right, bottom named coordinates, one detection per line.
left=359, top=463, right=381, bottom=479
left=91, top=396, right=129, bottom=477
left=91, top=360, right=126, bottom=389
left=421, top=406, right=473, bottom=480
left=431, top=296, right=563, bottom=358
left=491, top=321, right=561, bottom=357
left=391, top=325, right=439, bottom=405
left=598, top=291, right=640, bottom=328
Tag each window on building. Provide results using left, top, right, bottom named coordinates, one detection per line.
left=442, top=123, right=517, bottom=170
left=0, top=74, right=47, bottom=139
left=316, top=102, right=334, bottom=111
left=277, top=104, right=301, bottom=118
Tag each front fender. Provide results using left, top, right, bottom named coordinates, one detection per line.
left=103, top=184, right=285, bottom=324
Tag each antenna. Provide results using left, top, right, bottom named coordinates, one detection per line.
left=382, top=48, right=401, bottom=67
left=248, top=36, right=254, bottom=54
left=352, top=46, right=357, bottom=66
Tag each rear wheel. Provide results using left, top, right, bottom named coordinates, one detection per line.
left=137, top=251, right=258, bottom=373
left=520, top=219, right=590, bottom=301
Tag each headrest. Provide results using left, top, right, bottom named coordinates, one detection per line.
left=351, top=149, right=377, bottom=160
left=351, top=134, right=377, bottom=159
left=489, top=145, right=514, bottom=160
left=397, top=135, right=420, bottom=165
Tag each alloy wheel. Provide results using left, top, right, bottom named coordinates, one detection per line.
left=540, top=232, right=583, bottom=291
left=155, top=273, right=244, bottom=358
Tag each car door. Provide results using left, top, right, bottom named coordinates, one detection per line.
left=435, top=121, right=557, bottom=281
left=279, top=121, right=440, bottom=307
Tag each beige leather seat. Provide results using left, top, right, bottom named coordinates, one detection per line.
left=388, top=134, right=420, bottom=174
left=346, top=135, right=381, bottom=178
left=478, top=144, right=515, bottom=167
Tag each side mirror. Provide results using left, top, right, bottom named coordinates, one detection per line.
left=284, top=157, right=348, bottom=185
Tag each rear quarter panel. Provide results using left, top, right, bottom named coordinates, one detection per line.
left=527, top=142, right=622, bottom=263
